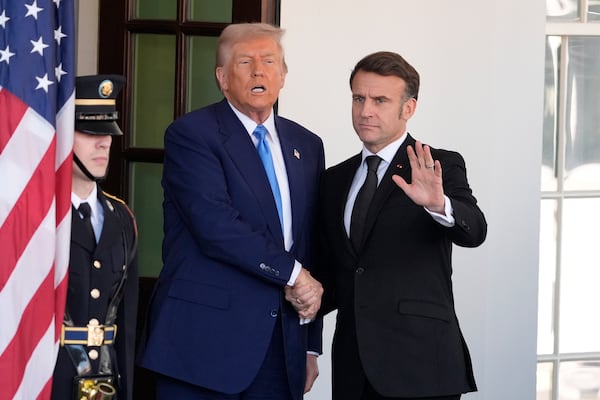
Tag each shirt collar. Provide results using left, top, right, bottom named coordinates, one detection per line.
left=361, top=132, right=408, bottom=165
left=227, top=101, right=277, bottom=139
left=72, top=185, right=99, bottom=216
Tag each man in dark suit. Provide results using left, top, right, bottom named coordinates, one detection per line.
left=52, top=75, right=138, bottom=400
left=138, top=23, right=325, bottom=400
left=315, top=51, right=487, bottom=400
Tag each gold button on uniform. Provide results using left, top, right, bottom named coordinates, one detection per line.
left=90, top=289, right=100, bottom=299
left=93, top=260, right=101, bottom=269
left=88, top=349, right=99, bottom=360
left=89, top=318, right=99, bottom=326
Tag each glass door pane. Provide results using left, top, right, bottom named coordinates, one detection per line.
left=189, top=0, right=232, bottom=22
left=132, top=34, right=176, bottom=148
left=558, top=361, right=600, bottom=399
left=563, top=37, right=600, bottom=191
left=135, top=0, right=177, bottom=20
left=547, top=0, right=579, bottom=21
left=538, top=199, right=557, bottom=355
left=559, top=198, right=600, bottom=353
left=542, top=36, right=561, bottom=192
left=589, top=0, right=600, bottom=21
left=130, top=162, right=164, bottom=277
left=537, top=362, right=553, bottom=400
left=187, top=35, right=223, bottom=112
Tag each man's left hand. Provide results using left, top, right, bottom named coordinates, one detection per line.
left=392, top=140, right=445, bottom=214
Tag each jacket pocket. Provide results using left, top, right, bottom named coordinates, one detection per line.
left=168, top=279, right=230, bottom=310
left=397, top=299, right=450, bottom=322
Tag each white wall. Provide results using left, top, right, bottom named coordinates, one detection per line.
left=279, top=1, right=546, bottom=399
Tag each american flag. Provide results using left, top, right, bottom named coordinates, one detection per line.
left=0, top=0, right=75, bottom=399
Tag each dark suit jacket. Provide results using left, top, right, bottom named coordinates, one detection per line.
left=316, top=134, right=487, bottom=399
left=52, top=189, right=138, bottom=400
left=138, top=99, right=324, bottom=399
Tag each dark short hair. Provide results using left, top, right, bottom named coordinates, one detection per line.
left=349, top=51, right=420, bottom=100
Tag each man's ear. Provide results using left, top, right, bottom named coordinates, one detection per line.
left=402, top=97, right=417, bottom=120
left=216, top=67, right=227, bottom=91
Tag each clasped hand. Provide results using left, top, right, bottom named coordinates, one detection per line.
left=284, top=268, right=323, bottom=321
left=392, top=140, right=445, bottom=214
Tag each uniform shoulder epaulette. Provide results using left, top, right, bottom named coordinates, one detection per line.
left=102, top=191, right=138, bottom=237
left=102, top=191, right=127, bottom=205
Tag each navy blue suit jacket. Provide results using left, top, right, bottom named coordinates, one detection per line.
left=138, top=99, right=324, bottom=399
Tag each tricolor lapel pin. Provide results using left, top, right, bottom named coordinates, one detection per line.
left=294, top=149, right=301, bottom=159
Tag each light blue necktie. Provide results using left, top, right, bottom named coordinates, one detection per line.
left=253, top=125, right=283, bottom=229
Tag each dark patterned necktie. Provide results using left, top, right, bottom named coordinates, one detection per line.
left=350, top=155, right=382, bottom=250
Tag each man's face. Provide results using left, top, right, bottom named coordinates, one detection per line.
left=73, top=131, right=112, bottom=180
left=216, top=36, right=286, bottom=122
left=351, top=71, right=416, bottom=153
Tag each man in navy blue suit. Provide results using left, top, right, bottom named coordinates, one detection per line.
left=138, top=23, right=325, bottom=400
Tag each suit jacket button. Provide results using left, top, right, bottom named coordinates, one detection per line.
left=270, top=310, right=278, bottom=318
left=356, top=267, right=365, bottom=274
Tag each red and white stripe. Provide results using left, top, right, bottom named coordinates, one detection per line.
left=0, top=86, right=73, bottom=400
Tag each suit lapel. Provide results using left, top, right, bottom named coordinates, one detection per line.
left=218, top=101, right=284, bottom=245
left=361, top=135, right=415, bottom=250
left=337, top=154, right=363, bottom=256
left=276, top=117, right=309, bottom=245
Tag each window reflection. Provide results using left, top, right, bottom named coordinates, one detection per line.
left=537, top=362, right=553, bottom=400
left=558, top=361, right=600, bottom=399
left=542, top=36, right=560, bottom=192
left=537, top=199, right=557, bottom=355
left=559, top=198, right=600, bottom=354
left=547, top=0, right=579, bottom=21
left=589, top=0, right=600, bottom=21
left=564, top=37, right=600, bottom=190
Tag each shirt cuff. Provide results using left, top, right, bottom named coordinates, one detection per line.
left=425, top=195, right=455, bottom=227
left=287, top=260, right=302, bottom=286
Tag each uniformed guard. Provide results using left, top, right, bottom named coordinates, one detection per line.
left=51, top=75, right=139, bottom=400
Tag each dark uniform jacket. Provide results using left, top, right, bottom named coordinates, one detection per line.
left=315, top=134, right=487, bottom=399
left=52, top=188, right=138, bottom=400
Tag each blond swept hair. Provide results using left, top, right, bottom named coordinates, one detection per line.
left=216, top=23, right=288, bottom=73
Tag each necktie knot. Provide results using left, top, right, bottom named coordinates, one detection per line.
left=78, top=202, right=92, bottom=219
left=253, top=124, right=268, bottom=143
left=365, top=155, right=382, bottom=173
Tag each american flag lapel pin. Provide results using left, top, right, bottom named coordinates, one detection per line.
left=293, top=149, right=301, bottom=159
